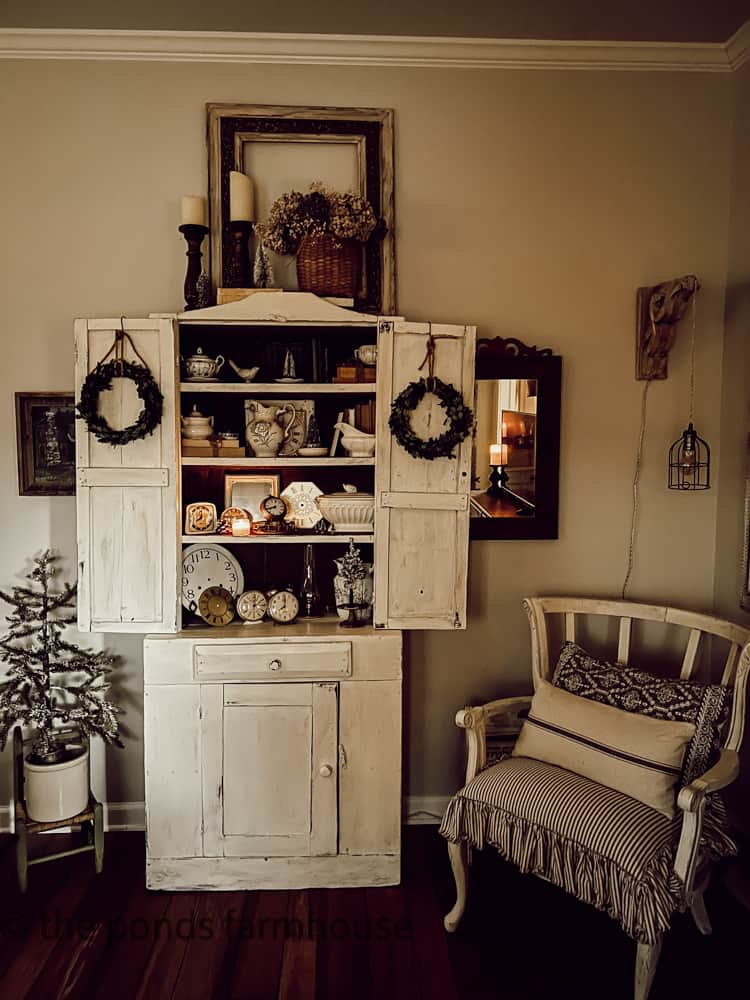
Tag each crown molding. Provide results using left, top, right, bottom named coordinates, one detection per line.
left=727, top=20, right=750, bottom=71
left=0, top=27, right=737, bottom=72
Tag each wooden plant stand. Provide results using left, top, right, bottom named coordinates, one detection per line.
left=12, top=728, right=104, bottom=894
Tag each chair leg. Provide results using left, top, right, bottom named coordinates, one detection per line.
left=16, top=819, right=28, bottom=895
left=634, top=934, right=663, bottom=1000
left=443, top=840, right=469, bottom=933
left=93, top=802, right=104, bottom=874
left=689, top=891, right=712, bottom=935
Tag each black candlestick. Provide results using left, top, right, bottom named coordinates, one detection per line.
left=226, top=220, right=253, bottom=287
left=178, top=224, right=209, bottom=311
left=488, top=464, right=509, bottom=496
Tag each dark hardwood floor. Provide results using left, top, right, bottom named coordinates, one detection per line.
left=0, top=827, right=747, bottom=999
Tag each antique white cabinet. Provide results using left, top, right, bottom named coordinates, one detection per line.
left=74, top=292, right=475, bottom=890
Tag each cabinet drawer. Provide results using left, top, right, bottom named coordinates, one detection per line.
left=194, top=642, right=351, bottom=680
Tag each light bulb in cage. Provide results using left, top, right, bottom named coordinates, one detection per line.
left=668, top=422, right=710, bottom=490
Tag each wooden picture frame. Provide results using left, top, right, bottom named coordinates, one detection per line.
left=469, top=339, right=561, bottom=541
left=15, top=392, right=76, bottom=496
left=224, top=474, right=281, bottom=524
left=741, top=436, right=750, bottom=611
left=207, top=104, right=396, bottom=314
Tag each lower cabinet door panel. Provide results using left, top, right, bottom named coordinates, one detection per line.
left=201, top=682, right=338, bottom=859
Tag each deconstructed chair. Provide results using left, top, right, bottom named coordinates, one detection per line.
left=441, top=597, right=750, bottom=1000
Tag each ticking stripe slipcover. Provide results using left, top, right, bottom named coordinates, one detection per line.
left=439, top=756, right=735, bottom=945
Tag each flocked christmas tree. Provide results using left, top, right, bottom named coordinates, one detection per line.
left=253, top=237, right=275, bottom=288
left=0, top=551, right=122, bottom=761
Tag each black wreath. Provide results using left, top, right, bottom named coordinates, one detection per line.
left=77, top=360, right=163, bottom=446
left=389, top=377, right=474, bottom=460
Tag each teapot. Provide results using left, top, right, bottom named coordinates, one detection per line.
left=181, top=347, right=225, bottom=381
left=181, top=404, right=214, bottom=441
left=245, top=401, right=298, bottom=458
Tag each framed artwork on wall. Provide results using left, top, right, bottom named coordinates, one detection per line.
left=15, top=393, right=76, bottom=497
left=207, top=104, right=396, bottom=314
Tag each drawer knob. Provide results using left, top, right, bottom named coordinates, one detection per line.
left=319, top=763, right=333, bottom=778
left=268, top=658, right=282, bottom=672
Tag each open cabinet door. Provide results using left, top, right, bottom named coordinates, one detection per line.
left=374, top=319, right=476, bottom=630
left=75, top=318, right=179, bottom=633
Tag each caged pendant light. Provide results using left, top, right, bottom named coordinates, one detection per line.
left=668, top=296, right=710, bottom=490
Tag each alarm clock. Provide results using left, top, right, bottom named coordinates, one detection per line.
left=255, top=494, right=290, bottom=534
left=198, top=586, right=236, bottom=626
left=236, top=589, right=268, bottom=624
left=266, top=587, right=300, bottom=624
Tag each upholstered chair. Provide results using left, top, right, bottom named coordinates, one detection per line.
left=441, top=597, right=750, bottom=1000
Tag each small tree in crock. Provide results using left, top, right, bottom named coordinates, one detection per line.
left=0, top=551, right=122, bottom=762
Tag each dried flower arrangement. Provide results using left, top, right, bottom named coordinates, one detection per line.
left=257, top=184, right=377, bottom=256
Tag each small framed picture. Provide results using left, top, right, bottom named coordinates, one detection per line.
left=185, top=502, right=218, bottom=535
left=224, top=474, right=281, bottom=524
left=16, top=392, right=76, bottom=496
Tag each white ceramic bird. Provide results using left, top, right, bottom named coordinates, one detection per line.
left=228, top=359, right=260, bottom=382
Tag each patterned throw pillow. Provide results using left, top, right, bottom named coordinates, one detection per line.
left=552, top=641, right=732, bottom=785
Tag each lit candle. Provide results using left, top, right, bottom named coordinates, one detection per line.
left=181, top=195, right=207, bottom=227
left=231, top=516, right=251, bottom=537
left=229, top=171, right=254, bottom=222
left=490, top=444, right=503, bottom=465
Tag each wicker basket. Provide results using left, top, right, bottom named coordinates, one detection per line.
left=296, top=235, right=361, bottom=298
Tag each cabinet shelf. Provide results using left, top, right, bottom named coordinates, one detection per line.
left=180, top=382, right=376, bottom=395
left=181, top=457, right=374, bottom=467
left=181, top=534, right=373, bottom=545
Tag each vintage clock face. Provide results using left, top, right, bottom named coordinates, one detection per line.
left=236, top=589, right=268, bottom=623
left=267, top=589, right=300, bottom=624
left=259, top=495, right=287, bottom=522
left=198, top=586, right=236, bottom=626
left=181, top=543, right=244, bottom=613
left=281, top=482, right=323, bottom=530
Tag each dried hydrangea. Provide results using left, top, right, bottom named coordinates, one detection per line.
left=258, top=183, right=377, bottom=256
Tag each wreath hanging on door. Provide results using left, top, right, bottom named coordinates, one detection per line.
left=388, top=333, right=474, bottom=461
left=77, top=323, right=163, bottom=446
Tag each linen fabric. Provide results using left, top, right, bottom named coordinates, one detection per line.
left=551, top=641, right=731, bottom=784
left=512, top=680, right=694, bottom=817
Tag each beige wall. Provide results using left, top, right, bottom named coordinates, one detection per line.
left=0, top=57, right=735, bottom=813
left=715, top=60, right=750, bottom=827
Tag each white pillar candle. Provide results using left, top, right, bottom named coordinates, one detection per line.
left=231, top=516, right=251, bottom=537
left=229, top=171, right=254, bottom=222
left=181, top=195, right=207, bottom=227
left=490, top=444, right=509, bottom=466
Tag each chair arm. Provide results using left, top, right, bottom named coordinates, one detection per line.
left=455, top=696, right=532, bottom=785
left=677, top=750, right=739, bottom=813
left=673, top=750, right=739, bottom=898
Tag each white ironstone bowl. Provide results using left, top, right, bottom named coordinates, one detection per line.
left=316, top=491, right=375, bottom=533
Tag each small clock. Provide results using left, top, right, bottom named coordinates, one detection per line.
left=198, top=586, right=236, bottom=627
left=255, top=494, right=290, bottom=534
left=281, top=481, right=323, bottom=530
left=267, top=588, right=300, bottom=624
left=236, top=589, right=268, bottom=624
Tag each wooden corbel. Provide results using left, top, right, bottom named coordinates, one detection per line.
left=635, top=274, right=700, bottom=380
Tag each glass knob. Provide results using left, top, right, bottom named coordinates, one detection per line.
left=268, top=658, right=282, bottom=672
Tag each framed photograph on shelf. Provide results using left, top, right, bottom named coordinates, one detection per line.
left=207, top=104, right=395, bottom=314
left=224, top=474, right=281, bottom=524
left=15, top=392, right=76, bottom=496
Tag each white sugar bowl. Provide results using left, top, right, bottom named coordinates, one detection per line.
left=181, top=404, right=214, bottom=441
left=316, top=485, right=375, bottom=533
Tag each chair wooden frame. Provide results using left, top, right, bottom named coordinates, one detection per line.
left=443, top=597, right=750, bottom=1000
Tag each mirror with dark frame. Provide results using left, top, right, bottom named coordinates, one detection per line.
left=470, top=337, right=561, bottom=540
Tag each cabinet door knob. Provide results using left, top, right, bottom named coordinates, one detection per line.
left=268, top=658, right=282, bottom=672
left=319, top=763, right=333, bottom=778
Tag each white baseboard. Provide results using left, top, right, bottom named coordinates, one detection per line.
left=2, top=797, right=448, bottom=833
